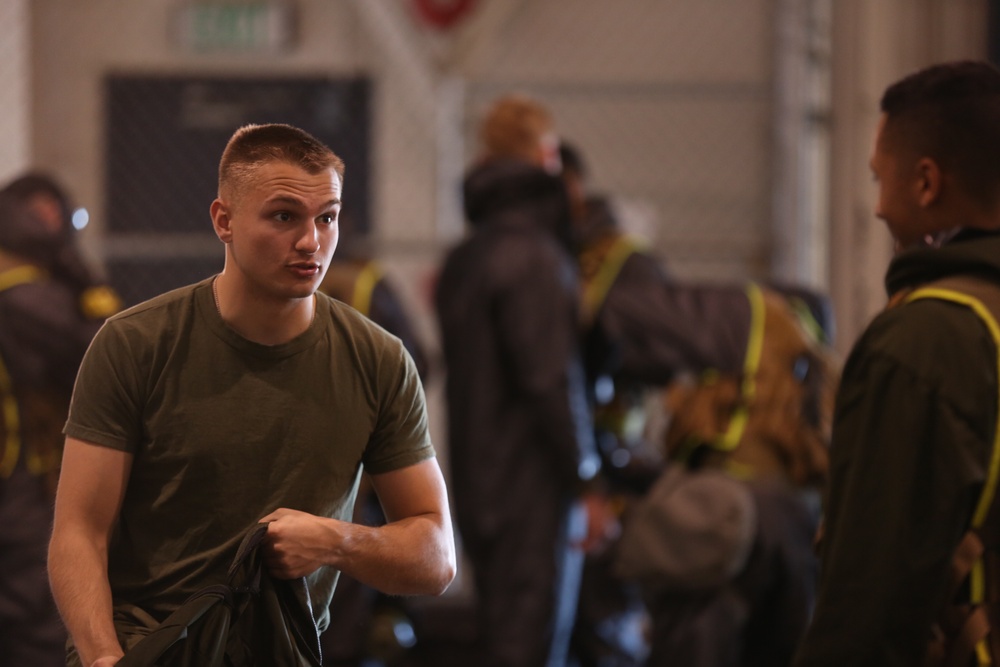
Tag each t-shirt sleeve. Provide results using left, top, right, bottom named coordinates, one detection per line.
left=64, top=319, right=145, bottom=452
left=362, top=339, right=435, bottom=474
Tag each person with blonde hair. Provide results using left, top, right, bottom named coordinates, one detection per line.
left=435, top=94, right=602, bottom=667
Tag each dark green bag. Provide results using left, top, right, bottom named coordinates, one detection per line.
left=116, top=523, right=322, bottom=667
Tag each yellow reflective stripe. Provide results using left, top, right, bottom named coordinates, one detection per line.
left=717, top=282, right=766, bottom=451
left=0, top=266, right=42, bottom=478
left=0, top=265, right=44, bottom=292
left=79, top=285, right=122, bottom=319
left=788, top=297, right=826, bottom=345
left=908, top=286, right=1000, bottom=662
left=972, top=559, right=986, bottom=605
left=582, top=235, right=641, bottom=321
left=0, top=357, right=19, bottom=478
left=352, top=261, right=382, bottom=318
left=978, top=634, right=992, bottom=666
left=908, top=287, right=1000, bottom=531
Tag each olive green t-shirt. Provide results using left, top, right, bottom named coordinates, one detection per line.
left=64, top=277, right=434, bottom=634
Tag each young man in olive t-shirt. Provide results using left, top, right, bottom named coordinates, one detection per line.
left=47, top=124, right=457, bottom=667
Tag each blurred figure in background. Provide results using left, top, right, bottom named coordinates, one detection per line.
left=320, top=215, right=430, bottom=381
left=559, top=141, right=837, bottom=667
left=1, top=173, right=122, bottom=321
left=319, top=216, right=432, bottom=667
left=560, top=141, right=751, bottom=667
left=630, top=284, right=834, bottom=667
left=0, top=185, right=112, bottom=666
left=434, top=94, right=603, bottom=667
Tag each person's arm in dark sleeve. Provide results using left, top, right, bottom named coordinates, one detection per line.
left=597, top=254, right=750, bottom=383
left=495, top=248, right=599, bottom=487
left=794, top=302, right=992, bottom=666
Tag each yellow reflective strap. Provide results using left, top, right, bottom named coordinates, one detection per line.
left=907, top=287, right=1000, bottom=532
left=0, top=265, right=44, bottom=292
left=80, top=285, right=122, bottom=319
left=972, top=559, right=986, bottom=607
left=908, top=286, right=1000, bottom=667
left=788, top=297, right=826, bottom=345
left=0, top=358, right=19, bottom=478
left=978, top=635, right=992, bottom=667
left=352, top=261, right=383, bottom=318
left=582, top=235, right=642, bottom=323
left=716, top=282, right=766, bottom=451
left=0, top=266, right=43, bottom=478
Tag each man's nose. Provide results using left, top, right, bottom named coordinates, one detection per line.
left=296, top=221, right=321, bottom=253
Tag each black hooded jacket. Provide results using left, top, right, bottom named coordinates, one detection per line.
left=435, top=159, right=598, bottom=536
left=795, top=230, right=1000, bottom=666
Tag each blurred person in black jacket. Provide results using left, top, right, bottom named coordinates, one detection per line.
left=434, top=94, right=604, bottom=667
left=795, top=60, right=1000, bottom=667
left=0, top=189, right=109, bottom=666
left=561, top=142, right=750, bottom=667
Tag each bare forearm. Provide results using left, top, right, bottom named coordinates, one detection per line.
left=336, top=514, right=456, bottom=596
left=49, top=528, right=123, bottom=665
left=262, top=508, right=456, bottom=596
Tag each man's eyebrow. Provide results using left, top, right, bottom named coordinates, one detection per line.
left=264, top=195, right=342, bottom=208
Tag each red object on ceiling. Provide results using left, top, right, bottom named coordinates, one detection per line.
left=411, top=0, right=477, bottom=30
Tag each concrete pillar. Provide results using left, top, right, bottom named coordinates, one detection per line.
left=0, top=0, right=31, bottom=183
left=771, top=0, right=833, bottom=292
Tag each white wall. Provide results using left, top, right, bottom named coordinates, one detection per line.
left=0, top=0, right=30, bottom=183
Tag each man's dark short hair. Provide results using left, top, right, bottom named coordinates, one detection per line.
left=880, top=60, right=1000, bottom=210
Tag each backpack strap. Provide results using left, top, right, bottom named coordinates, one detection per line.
left=351, top=260, right=382, bottom=318
left=319, top=259, right=382, bottom=317
left=579, top=232, right=645, bottom=326
left=714, top=281, right=766, bottom=454
left=906, top=276, right=1000, bottom=666
left=0, top=265, right=45, bottom=478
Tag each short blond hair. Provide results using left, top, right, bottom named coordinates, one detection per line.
left=478, top=94, right=553, bottom=163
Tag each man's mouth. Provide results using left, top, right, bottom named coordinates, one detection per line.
left=289, top=263, right=320, bottom=277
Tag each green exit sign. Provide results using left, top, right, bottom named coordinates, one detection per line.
left=174, top=2, right=297, bottom=53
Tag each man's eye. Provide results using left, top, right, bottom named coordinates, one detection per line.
left=319, top=213, right=337, bottom=225
left=274, top=211, right=293, bottom=222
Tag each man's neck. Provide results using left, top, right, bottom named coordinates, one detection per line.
left=213, top=276, right=315, bottom=346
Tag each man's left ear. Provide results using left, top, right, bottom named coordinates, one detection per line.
left=914, top=157, right=943, bottom=207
